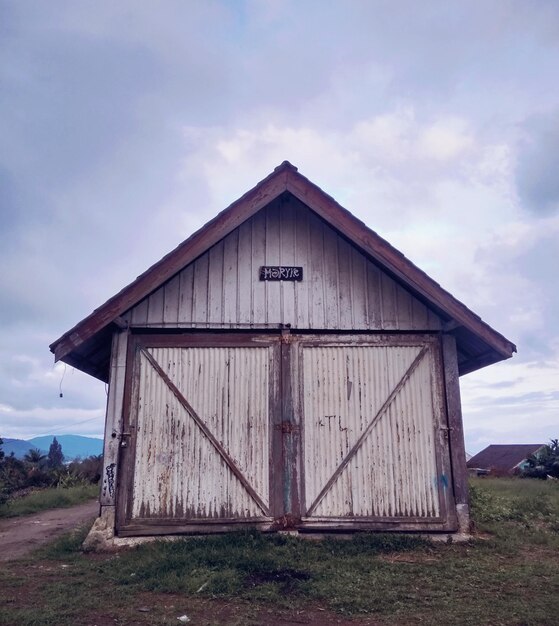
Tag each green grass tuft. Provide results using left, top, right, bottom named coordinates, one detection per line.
left=470, top=477, right=559, bottom=527
left=34, top=524, right=92, bottom=560
left=0, top=484, right=98, bottom=518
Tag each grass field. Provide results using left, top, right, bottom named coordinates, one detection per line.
left=0, top=484, right=99, bottom=518
left=0, top=478, right=558, bottom=625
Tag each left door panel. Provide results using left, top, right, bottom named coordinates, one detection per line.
left=117, top=334, right=281, bottom=536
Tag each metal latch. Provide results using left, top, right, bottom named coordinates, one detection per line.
left=119, top=432, right=132, bottom=447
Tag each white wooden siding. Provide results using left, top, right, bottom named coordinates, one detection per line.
left=123, top=197, right=441, bottom=330
left=100, top=329, right=128, bottom=506
left=300, top=341, right=442, bottom=519
left=130, top=346, right=272, bottom=520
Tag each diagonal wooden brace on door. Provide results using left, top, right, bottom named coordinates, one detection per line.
left=140, top=348, right=270, bottom=516
left=306, top=346, right=428, bottom=516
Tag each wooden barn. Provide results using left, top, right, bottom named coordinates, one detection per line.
left=50, top=162, right=516, bottom=540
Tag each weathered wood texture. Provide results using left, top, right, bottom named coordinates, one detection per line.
left=294, top=334, right=455, bottom=530
left=442, top=334, right=470, bottom=533
left=117, top=335, right=282, bottom=531
left=100, top=329, right=128, bottom=507
left=123, top=197, right=442, bottom=331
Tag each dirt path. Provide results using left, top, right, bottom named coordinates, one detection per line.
left=0, top=499, right=98, bottom=561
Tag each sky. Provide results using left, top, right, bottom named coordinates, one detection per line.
left=1, top=0, right=558, bottom=455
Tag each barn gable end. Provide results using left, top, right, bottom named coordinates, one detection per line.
left=50, top=161, right=515, bottom=382
left=123, top=195, right=442, bottom=332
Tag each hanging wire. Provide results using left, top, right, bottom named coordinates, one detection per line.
left=31, top=415, right=102, bottom=438
left=59, top=363, right=67, bottom=398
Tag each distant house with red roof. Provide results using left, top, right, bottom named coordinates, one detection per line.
left=467, top=444, right=546, bottom=476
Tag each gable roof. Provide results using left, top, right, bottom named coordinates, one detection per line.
left=50, top=161, right=516, bottom=381
left=467, top=444, right=546, bottom=472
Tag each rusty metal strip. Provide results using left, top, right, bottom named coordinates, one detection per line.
left=306, top=346, right=428, bottom=516
left=140, top=348, right=270, bottom=516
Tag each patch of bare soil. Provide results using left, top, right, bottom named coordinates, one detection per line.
left=0, top=499, right=98, bottom=561
left=80, top=592, right=384, bottom=626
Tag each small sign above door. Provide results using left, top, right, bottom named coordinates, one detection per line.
left=259, top=266, right=303, bottom=281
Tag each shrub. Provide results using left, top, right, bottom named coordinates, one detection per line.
left=67, top=455, right=103, bottom=484
left=522, top=439, right=559, bottom=479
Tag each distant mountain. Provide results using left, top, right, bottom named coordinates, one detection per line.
left=1, top=435, right=103, bottom=461
left=28, top=435, right=103, bottom=461
left=1, top=438, right=45, bottom=459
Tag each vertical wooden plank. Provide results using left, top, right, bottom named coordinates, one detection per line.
left=100, top=329, right=129, bottom=507
left=269, top=339, right=284, bottom=519
left=442, top=334, right=470, bottom=534
left=163, top=275, right=180, bottom=325
left=427, top=306, right=442, bottom=331
left=308, top=211, right=325, bottom=328
left=337, top=237, right=353, bottom=329
left=410, top=295, right=429, bottom=330
left=192, top=254, right=209, bottom=326
left=379, top=273, right=397, bottom=330
left=395, top=283, right=414, bottom=330
left=366, top=261, right=382, bottom=329
left=281, top=331, right=301, bottom=522
left=293, top=201, right=309, bottom=329
left=279, top=197, right=296, bottom=327
left=251, top=209, right=267, bottom=325
left=147, top=287, right=164, bottom=325
left=222, top=230, right=239, bottom=325
left=177, top=264, right=194, bottom=325
left=291, top=338, right=305, bottom=519
left=265, top=202, right=281, bottom=325
left=322, top=222, right=339, bottom=329
left=426, top=341, right=454, bottom=527
left=237, top=220, right=253, bottom=324
left=350, top=247, right=368, bottom=329
left=207, top=240, right=224, bottom=325
left=130, top=297, right=148, bottom=326
left=116, top=333, right=139, bottom=531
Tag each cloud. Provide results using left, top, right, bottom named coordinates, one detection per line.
left=516, top=110, right=559, bottom=215
left=0, top=406, right=105, bottom=441
left=461, top=358, right=559, bottom=453
left=180, top=109, right=486, bottom=225
left=472, top=215, right=559, bottom=360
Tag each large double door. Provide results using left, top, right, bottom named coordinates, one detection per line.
left=116, top=333, right=457, bottom=535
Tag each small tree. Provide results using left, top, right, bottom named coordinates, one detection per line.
left=23, top=448, right=52, bottom=488
left=0, top=437, right=4, bottom=462
left=0, top=453, right=27, bottom=495
left=47, top=437, right=64, bottom=469
left=24, top=448, right=47, bottom=467
left=522, top=439, right=559, bottom=479
left=67, top=454, right=103, bottom=484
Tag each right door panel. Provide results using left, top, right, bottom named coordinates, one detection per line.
left=296, top=335, right=455, bottom=531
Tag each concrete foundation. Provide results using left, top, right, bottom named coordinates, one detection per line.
left=83, top=507, right=472, bottom=552
left=82, top=506, right=117, bottom=552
